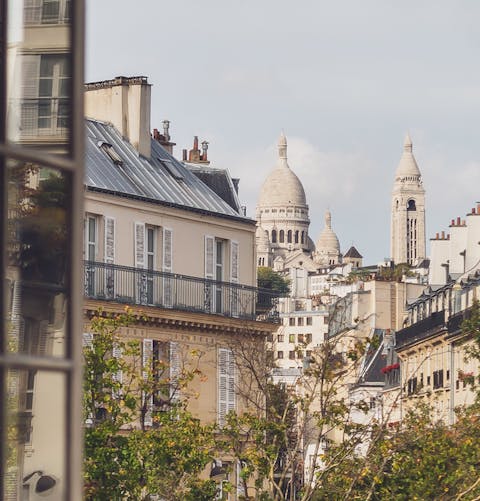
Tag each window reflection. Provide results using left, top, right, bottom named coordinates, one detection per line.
left=5, top=369, right=66, bottom=500
left=7, top=161, right=69, bottom=358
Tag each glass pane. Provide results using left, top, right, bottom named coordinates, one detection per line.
left=4, top=369, right=66, bottom=500
left=7, top=0, right=71, bottom=152
left=6, top=161, right=71, bottom=358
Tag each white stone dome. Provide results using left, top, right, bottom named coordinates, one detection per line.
left=257, top=134, right=307, bottom=207
left=316, top=210, right=340, bottom=253
left=395, top=133, right=421, bottom=180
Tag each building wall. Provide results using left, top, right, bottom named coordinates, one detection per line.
left=85, top=192, right=256, bottom=287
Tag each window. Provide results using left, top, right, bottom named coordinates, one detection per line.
left=297, top=317, right=304, bottom=326
left=301, top=231, right=305, bottom=244
left=277, top=334, right=284, bottom=343
left=295, top=231, right=299, bottom=244
left=306, top=317, right=312, bottom=326
left=38, top=55, right=70, bottom=133
left=306, top=333, right=312, bottom=344
left=277, top=351, right=284, bottom=359
left=289, top=351, right=296, bottom=360
left=289, top=318, right=295, bottom=326
left=279, top=230, right=285, bottom=243
left=267, top=334, right=273, bottom=342
left=298, top=334, right=304, bottom=344
left=289, top=334, right=295, bottom=343
left=407, top=377, right=418, bottom=395
left=287, top=230, right=292, bottom=243
left=433, top=370, right=444, bottom=390
left=41, top=0, right=71, bottom=24
left=297, top=350, right=304, bottom=359
left=271, top=230, right=277, bottom=243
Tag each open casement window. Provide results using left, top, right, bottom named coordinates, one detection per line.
left=205, top=235, right=215, bottom=313
left=145, top=226, right=157, bottom=305
left=230, top=241, right=239, bottom=317
left=104, top=216, right=115, bottom=299
left=218, top=348, right=236, bottom=426
left=142, top=338, right=154, bottom=427
left=162, top=228, right=173, bottom=307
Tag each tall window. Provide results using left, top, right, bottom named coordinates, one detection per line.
left=38, top=55, right=69, bottom=133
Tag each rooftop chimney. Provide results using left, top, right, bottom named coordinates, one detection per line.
left=188, top=136, right=210, bottom=164
left=85, top=76, right=152, bottom=158
left=152, top=119, right=176, bottom=154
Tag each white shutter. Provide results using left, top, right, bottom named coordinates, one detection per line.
left=104, top=217, right=115, bottom=264
left=24, top=0, right=42, bottom=23
left=218, top=348, right=235, bottom=426
left=163, top=228, right=173, bottom=307
left=162, top=228, right=173, bottom=272
left=21, top=55, right=40, bottom=99
left=230, top=241, right=239, bottom=283
left=134, top=222, right=145, bottom=268
left=142, top=338, right=153, bottom=426
left=82, top=332, right=93, bottom=349
left=230, top=241, right=239, bottom=317
left=112, top=343, right=122, bottom=398
left=169, top=341, right=181, bottom=401
left=205, top=236, right=215, bottom=279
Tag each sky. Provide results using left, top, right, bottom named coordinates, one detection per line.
left=86, top=1, right=480, bottom=264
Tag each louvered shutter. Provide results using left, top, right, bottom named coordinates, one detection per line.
left=205, top=236, right=215, bottom=313
left=10, top=280, right=23, bottom=350
left=82, top=332, right=93, bottom=349
left=163, top=228, right=173, bottom=307
left=135, top=222, right=146, bottom=303
left=230, top=241, right=239, bottom=283
left=37, top=320, right=49, bottom=355
left=169, top=341, right=180, bottom=401
left=134, top=222, right=145, bottom=268
left=230, top=241, right=239, bottom=317
left=20, top=55, right=41, bottom=136
left=142, top=338, right=153, bottom=426
left=104, top=217, right=115, bottom=298
left=24, top=0, right=42, bottom=23
left=218, top=348, right=235, bottom=426
left=112, top=343, right=122, bottom=399
left=105, top=217, right=115, bottom=264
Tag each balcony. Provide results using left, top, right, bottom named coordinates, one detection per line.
left=395, top=311, right=446, bottom=349
left=84, top=261, right=280, bottom=323
left=447, top=308, right=473, bottom=335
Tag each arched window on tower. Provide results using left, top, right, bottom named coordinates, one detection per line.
left=396, top=200, right=399, bottom=209
left=295, top=231, right=299, bottom=244
left=287, top=230, right=292, bottom=243
left=301, top=231, right=305, bottom=244
left=271, top=230, right=277, bottom=243
left=279, top=230, right=285, bottom=243
left=407, top=199, right=416, bottom=211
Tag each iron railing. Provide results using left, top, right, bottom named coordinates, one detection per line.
left=84, top=261, right=280, bottom=323
left=395, top=310, right=446, bottom=349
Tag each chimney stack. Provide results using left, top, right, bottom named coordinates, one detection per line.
left=85, top=76, right=152, bottom=158
left=188, top=136, right=210, bottom=164
left=152, top=120, right=176, bottom=153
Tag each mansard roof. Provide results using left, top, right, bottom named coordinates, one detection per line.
left=85, top=119, right=253, bottom=224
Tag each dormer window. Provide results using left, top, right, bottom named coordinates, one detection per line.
left=98, top=141, right=123, bottom=166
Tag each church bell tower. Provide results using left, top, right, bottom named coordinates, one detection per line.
left=390, top=134, right=426, bottom=265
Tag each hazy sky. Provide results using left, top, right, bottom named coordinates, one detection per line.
left=86, top=1, right=480, bottom=264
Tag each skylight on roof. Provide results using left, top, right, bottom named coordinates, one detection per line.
left=98, top=141, right=123, bottom=166
left=159, top=159, right=184, bottom=181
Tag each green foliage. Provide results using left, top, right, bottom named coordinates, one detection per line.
left=257, top=267, right=290, bottom=294
left=83, top=308, right=216, bottom=501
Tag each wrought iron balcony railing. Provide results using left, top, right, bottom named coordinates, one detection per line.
left=84, top=261, right=280, bottom=323
left=395, top=310, right=446, bottom=349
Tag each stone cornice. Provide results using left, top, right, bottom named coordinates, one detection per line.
left=84, top=299, right=278, bottom=336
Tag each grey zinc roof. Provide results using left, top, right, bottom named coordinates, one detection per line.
left=85, top=119, right=252, bottom=222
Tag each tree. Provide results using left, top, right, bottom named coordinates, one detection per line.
left=258, top=267, right=290, bottom=295
left=83, top=308, right=217, bottom=500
